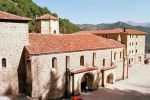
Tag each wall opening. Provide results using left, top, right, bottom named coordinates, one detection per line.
left=2, top=58, right=6, bottom=68
left=106, top=73, right=113, bottom=84
left=80, top=56, right=84, bottom=66
left=80, top=73, right=94, bottom=92
left=52, top=57, right=57, bottom=69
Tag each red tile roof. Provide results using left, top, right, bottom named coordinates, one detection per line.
left=26, top=33, right=125, bottom=55
left=75, top=28, right=146, bottom=35
left=0, top=11, right=31, bottom=21
left=36, top=14, right=59, bottom=20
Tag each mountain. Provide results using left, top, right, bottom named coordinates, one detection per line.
left=127, top=21, right=150, bottom=27
left=0, top=0, right=80, bottom=33
left=78, top=22, right=150, bottom=53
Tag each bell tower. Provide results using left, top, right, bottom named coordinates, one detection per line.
left=35, top=14, right=59, bottom=34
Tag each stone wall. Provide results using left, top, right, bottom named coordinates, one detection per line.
left=127, top=35, right=145, bottom=65
left=0, top=21, right=29, bottom=95
left=35, top=20, right=59, bottom=34
left=97, top=33, right=145, bottom=66
left=28, top=47, right=126, bottom=99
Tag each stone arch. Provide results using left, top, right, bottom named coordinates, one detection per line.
left=79, top=73, right=94, bottom=92
left=106, top=73, right=113, bottom=84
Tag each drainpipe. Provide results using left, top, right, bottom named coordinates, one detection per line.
left=65, top=57, right=68, bottom=98
left=122, top=49, right=125, bottom=80
left=71, top=73, right=74, bottom=96
left=111, top=50, right=113, bottom=66
left=127, top=54, right=129, bottom=78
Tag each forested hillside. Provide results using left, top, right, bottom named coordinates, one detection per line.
left=0, top=0, right=80, bottom=33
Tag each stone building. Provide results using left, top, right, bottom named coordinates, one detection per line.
left=0, top=11, right=30, bottom=95
left=35, top=14, right=59, bottom=34
left=76, top=29, right=146, bottom=67
left=25, top=33, right=127, bottom=99
left=0, top=11, right=145, bottom=99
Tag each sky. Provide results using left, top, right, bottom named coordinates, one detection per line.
left=33, top=0, right=150, bottom=24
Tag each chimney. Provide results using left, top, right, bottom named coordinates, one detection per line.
left=123, top=28, right=126, bottom=32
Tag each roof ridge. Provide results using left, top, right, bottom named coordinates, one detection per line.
left=0, top=11, right=31, bottom=21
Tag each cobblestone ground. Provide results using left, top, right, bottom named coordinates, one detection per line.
left=81, top=64, right=150, bottom=100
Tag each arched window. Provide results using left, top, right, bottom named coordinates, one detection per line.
left=92, top=53, right=96, bottom=66
left=54, top=30, right=56, bottom=34
left=80, top=56, right=84, bottom=66
left=52, top=57, right=57, bottom=69
left=114, top=52, right=116, bottom=60
left=66, top=56, right=70, bottom=68
left=103, top=59, right=105, bottom=66
left=120, top=52, right=122, bottom=59
left=2, top=58, right=6, bottom=68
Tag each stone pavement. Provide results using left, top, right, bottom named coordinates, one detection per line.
left=81, top=64, right=150, bottom=100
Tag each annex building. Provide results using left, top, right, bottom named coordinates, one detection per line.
left=0, top=11, right=146, bottom=99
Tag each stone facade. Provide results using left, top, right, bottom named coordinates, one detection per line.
left=0, top=21, right=29, bottom=94
left=97, top=32, right=145, bottom=66
left=36, top=17, right=59, bottom=34
left=0, top=12, right=145, bottom=100
left=25, top=47, right=126, bottom=99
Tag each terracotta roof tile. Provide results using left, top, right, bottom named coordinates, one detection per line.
left=36, top=14, right=59, bottom=20
left=75, top=28, right=146, bottom=35
left=26, top=33, right=125, bottom=55
left=0, top=11, right=31, bottom=21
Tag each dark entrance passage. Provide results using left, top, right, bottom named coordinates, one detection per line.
left=106, top=73, right=113, bottom=84
left=81, top=75, right=87, bottom=92
left=80, top=73, right=94, bottom=92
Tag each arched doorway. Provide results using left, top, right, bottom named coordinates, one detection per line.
left=80, top=73, right=94, bottom=92
left=106, top=73, right=113, bottom=84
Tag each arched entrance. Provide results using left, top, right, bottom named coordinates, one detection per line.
left=80, top=73, right=94, bottom=92
left=106, top=73, right=113, bottom=84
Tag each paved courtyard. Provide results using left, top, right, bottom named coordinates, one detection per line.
left=81, top=64, right=150, bottom=100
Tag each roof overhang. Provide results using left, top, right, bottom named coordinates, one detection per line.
left=69, top=66, right=98, bottom=74
left=101, top=65, right=116, bottom=72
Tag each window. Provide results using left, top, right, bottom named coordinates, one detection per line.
left=136, top=35, right=138, bottom=38
left=132, top=42, right=134, bottom=46
left=114, top=52, right=116, bottom=60
left=130, top=35, right=131, bottom=38
left=103, top=59, right=105, bottom=66
left=106, top=35, right=108, bottom=38
left=54, top=30, right=56, bottom=34
left=132, top=58, right=133, bottom=62
left=138, top=56, right=141, bottom=62
left=136, top=42, right=138, bottom=45
left=80, top=56, right=84, bottom=66
left=66, top=56, right=70, bottom=68
left=129, top=42, right=131, bottom=46
left=2, top=58, right=6, bottom=68
left=132, top=50, right=133, bottom=53
left=129, top=50, right=131, bottom=54
left=129, top=59, right=131, bottom=65
left=120, top=52, right=122, bottom=59
left=92, top=53, right=96, bottom=66
left=136, top=49, right=137, bottom=53
left=52, top=57, right=57, bottom=69
left=27, top=59, right=31, bottom=70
